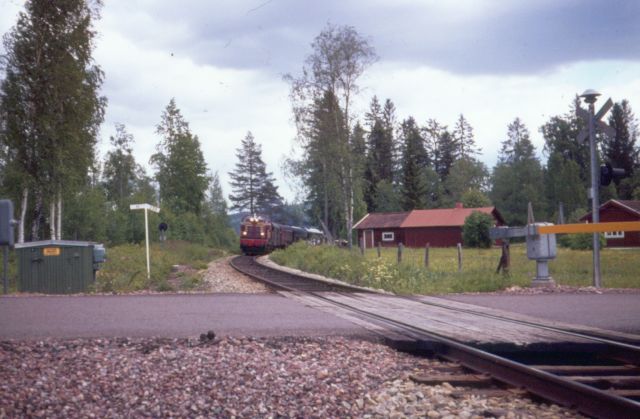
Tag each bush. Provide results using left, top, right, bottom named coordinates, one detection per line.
left=462, top=211, right=493, bottom=248
left=558, top=233, right=606, bottom=250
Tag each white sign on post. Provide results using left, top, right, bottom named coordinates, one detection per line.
left=130, top=203, right=160, bottom=280
left=130, top=203, right=160, bottom=213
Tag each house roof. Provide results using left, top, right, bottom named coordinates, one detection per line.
left=617, top=200, right=640, bottom=215
left=353, top=206, right=503, bottom=230
left=353, top=212, right=409, bottom=229
left=580, top=199, right=640, bottom=221
left=401, top=207, right=499, bottom=228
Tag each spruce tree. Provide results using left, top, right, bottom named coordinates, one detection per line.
left=364, top=97, right=396, bottom=211
left=382, top=99, right=398, bottom=182
left=452, top=114, right=480, bottom=159
left=400, top=117, right=428, bottom=210
left=228, top=131, right=283, bottom=217
left=151, top=99, right=209, bottom=215
left=350, top=122, right=368, bottom=222
left=426, top=121, right=456, bottom=184
left=604, top=100, right=638, bottom=198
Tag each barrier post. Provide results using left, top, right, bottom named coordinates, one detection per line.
left=424, top=243, right=430, bottom=269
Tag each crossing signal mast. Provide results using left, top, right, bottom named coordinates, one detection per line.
left=577, top=89, right=619, bottom=288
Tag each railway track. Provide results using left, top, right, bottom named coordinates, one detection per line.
left=230, top=255, right=640, bottom=418
left=230, top=255, right=372, bottom=293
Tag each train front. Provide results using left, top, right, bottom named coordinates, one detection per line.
left=239, top=215, right=270, bottom=255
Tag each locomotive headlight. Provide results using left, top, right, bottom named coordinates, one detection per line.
left=260, top=232, right=265, bottom=237
left=242, top=231, right=247, bottom=236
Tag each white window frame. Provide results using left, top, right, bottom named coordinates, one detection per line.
left=604, top=231, right=624, bottom=239
left=381, top=232, right=395, bottom=242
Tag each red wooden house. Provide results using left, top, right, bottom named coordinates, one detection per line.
left=353, top=204, right=505, bottom=248
left=353, top=211, right=408, bottom=248
left=580, top=200, right=640, bottom=247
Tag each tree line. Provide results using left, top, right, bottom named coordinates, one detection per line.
left=0, top=1, right=235, bottom=247
left=278, top=24, right=639, bottom=242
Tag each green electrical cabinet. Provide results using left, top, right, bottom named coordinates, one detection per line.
left=15, top=240, right=105, bottom=294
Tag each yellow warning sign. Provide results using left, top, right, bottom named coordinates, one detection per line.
left=43, top=247, right=61, bottom=256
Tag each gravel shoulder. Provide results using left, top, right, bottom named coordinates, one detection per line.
left=200, top=255, right=271, bottom=293
left=0, top=336, right=583, bottom=418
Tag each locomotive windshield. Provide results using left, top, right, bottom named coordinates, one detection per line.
left=245, top=225, right=262, bottom=238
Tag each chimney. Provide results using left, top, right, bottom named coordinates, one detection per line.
left=455, top=202, right=463, bottom=209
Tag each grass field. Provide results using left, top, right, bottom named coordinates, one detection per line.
left=270, top=242, right=640, bottom=294
left=95, top=241, right=226, bottom=293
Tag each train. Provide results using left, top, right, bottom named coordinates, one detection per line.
left=239, top=215, right=323, bottom=255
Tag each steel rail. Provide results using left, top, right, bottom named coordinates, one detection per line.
left=230, top=256, right=640, bottom=417
left=230, top=256, right=371, bottom=293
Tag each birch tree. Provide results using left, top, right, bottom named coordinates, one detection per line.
left=0, top=0, right=105, bottom=241
left=285, top=23, right=376, bottom=246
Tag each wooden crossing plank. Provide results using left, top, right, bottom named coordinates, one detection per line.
left=418, top=296, right=640, bottom=343
left=316, top=293, right=591, bottom=346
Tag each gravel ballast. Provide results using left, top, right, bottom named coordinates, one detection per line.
left=1, top=336, right=583, bottom=418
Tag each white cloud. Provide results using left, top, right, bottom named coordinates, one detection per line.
left=360, top=60, right=640, bottom=167
left=95, top=20, right=296, bottom=201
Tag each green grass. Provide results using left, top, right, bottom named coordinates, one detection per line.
left=0, top=251, right=18, bottom=293
left=95, top=240, right=226, bottom=293
left=270, top=242, right=640, bottom=294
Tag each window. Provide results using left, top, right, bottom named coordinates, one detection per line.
left=382, top=232, right=395, bottom=241
left=604, top=231, right=624, bottom=239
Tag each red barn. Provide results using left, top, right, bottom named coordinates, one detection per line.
left=353, top=204, right=505, bottom=248
left=580, top=200, right=640, bottom=247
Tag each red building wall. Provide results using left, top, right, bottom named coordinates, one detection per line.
left=357, top=228, right=404, bottom=248
left=403, top=227, right=463, bottom=247
left=598, top=207, right=640, bottom=247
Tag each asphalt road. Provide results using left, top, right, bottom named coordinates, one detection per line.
left=3, top=292, right=639, bottom=340
left=0, top=294, right=373, bottom=340
left=441, top=293, right=640, bottom=334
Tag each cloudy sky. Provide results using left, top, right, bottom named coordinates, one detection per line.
left=1, top=0, right=639, bottom=202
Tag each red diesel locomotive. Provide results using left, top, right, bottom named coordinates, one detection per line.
left=239, top=215, right=319, bottom=255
